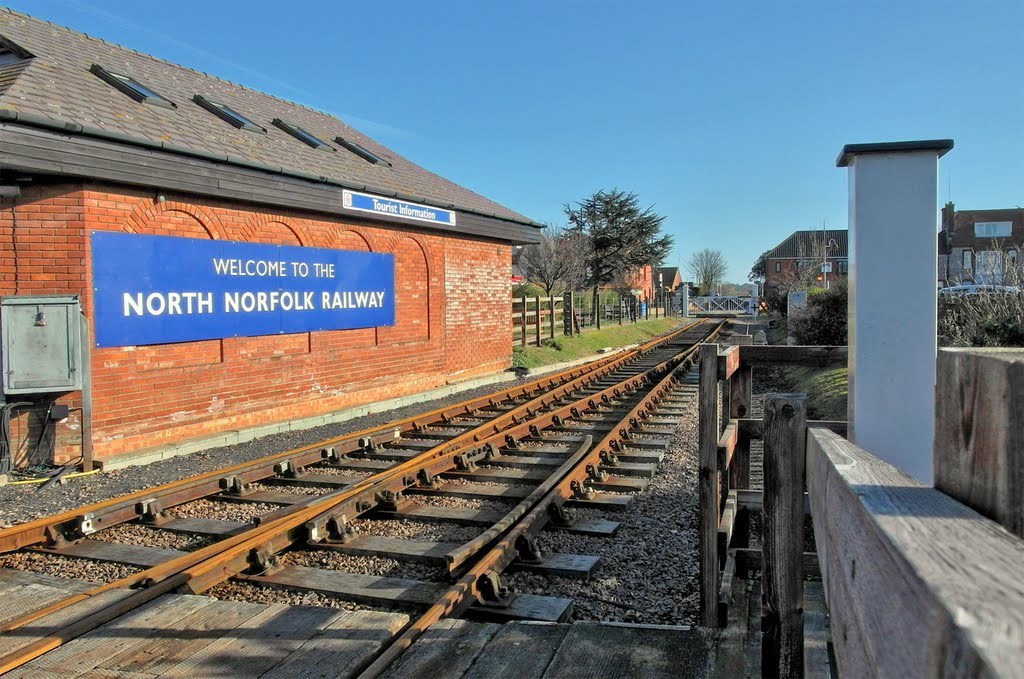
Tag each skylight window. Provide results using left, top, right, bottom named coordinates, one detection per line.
left=272, top=119, right=334, bottom=151
left=0, top=48, right=21, bottom=66
left=0, top=39, right=32, bottom=66
left=90, top=64, right=175, bottom=109
left=193, top=95, right=264, bottom=132
left=335, top=136, right=391, bottom=166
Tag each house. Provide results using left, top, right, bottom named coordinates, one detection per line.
left=762, top=229, right=848, bottom=296
left=655, top=266, right=683, bottom=292
left=938, top=202, right=1024, bottom=285
left=0, top=9, right=541, bottom=467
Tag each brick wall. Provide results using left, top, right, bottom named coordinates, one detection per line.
left=0, top=180, right=512, bottom=464
left=764, top=257, right=848, bottom=293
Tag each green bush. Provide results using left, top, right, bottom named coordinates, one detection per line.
left=541, top=337, right=564, bottom=350
left=790, top=284, right=848, bottom=345
left=511, top=346, right=529, bottom=368
left=512, top=283, right=547, bottom=298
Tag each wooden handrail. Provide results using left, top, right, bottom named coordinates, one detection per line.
left=807, top=427, right=1024, bottom=678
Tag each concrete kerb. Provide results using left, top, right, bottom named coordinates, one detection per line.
left=97, top=345, right=638, bottom=472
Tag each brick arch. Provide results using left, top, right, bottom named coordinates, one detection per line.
left=323, top=227, right=373, bottom=252
left=123, top=200, right=226, bottom=240
left=383, top=235, right=431, bottom=343
left=238, top=213, right=311, bottom=246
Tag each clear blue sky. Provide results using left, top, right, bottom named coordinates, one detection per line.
left=7, top=0, right=1023, bottom=282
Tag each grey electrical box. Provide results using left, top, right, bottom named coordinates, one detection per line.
left=1, top=295, right=83, bottom=394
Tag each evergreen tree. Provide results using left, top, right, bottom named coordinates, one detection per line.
left=564, top=189, right=673, bottom=323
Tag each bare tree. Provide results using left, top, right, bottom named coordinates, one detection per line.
left=518, top=226, right=590, bottom=295
left=687, top=249, right=728, bottom=294
left=774, top=237, right=834, bottom=293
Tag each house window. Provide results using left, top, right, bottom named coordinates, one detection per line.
left=962, top=250, right=972, bottom=270
left=774, top=262, right=782, bottom=273
left=974, top=222, right=1012, bottom=238
left=1008, top=248, right=1018, bottom=264
left=90, top=64, right=175, bottom=109
left=838, top=259, right=848, bottom=274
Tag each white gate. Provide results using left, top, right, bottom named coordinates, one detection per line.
left=690, top=295, right=758, bottom=315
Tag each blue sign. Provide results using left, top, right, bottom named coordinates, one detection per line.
left=91, top=232, right=395, bottom=347
left=343, top=190, right=456, bottom=226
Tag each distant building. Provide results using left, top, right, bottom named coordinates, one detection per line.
left=762, top=229, right=848, bottom=296
left=655, top=266, right=683, bottom=292
left=939, top=203, right=1024, bottom=285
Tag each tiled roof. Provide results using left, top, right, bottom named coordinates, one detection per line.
left=655, top=266, right=682, bottom=287
left=0, top=8, right=536, bottom=226
left=767, top=229, right=848, bottom=259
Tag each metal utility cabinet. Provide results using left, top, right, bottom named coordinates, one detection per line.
left=1, top=295, right=83, bottom=395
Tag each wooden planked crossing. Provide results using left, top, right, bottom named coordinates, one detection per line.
left=382, top=619, right=715, bottom=679
left=0, top=569, right=408, bottom=679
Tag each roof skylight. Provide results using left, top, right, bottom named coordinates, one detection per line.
left=193, top=95, right=264, bottom=132
left=0, top=48, right=21, bottom=66
left=335, top=136, right=391, bottom=166
left=0, top=39, right=32, bottom=66
left=272, top=119, right=334, bottom=151
left=90, top=64, right=175, bottom=109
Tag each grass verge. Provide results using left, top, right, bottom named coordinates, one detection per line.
left=512, top=318, right=685, bottom=370
left=783, top=366, right=848, bottom=421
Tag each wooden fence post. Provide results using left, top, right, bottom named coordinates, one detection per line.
left=729, top=349, right=753, bottom=547
left=762, top=393, right=807, bottom=679
left=935, top=348, right=1024, bottom=538
left=564, top=292, right=574, bottom=336
left=698, top=343, right=721, bottom=627
left=549, top=295, right=556, bottom=340
left=520, top=295, right=527, bottom=347
left=534, top=296, right=542, bottom=346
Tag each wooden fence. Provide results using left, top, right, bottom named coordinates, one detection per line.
left=511, top=296, right=564, bottom=347
left=700, top=343, right=1024, bottom=678
left=513, top=292, right=678, bottom=346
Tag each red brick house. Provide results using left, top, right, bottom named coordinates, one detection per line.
left=938, top=202, right=1024, bottom=285
left=762, top=229, right=848, bottom=296
left=654, top=266, right=683, bottom=292
left=0, top=9, right=540, bottom=468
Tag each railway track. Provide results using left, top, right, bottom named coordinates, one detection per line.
left=0, top=318, right=723, bottom=676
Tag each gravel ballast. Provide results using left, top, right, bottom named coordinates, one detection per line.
left=505, top=376, right=704, bottom=626
left=0, top=371, right=563, bottom=527
left=0, top=324, right=766, bottom=629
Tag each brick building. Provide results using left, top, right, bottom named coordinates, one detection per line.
left=938, top=202, right=1024, bottom=285
left=0, top=10, right=540, bottom=468
left=762, top=229, right=848, bottom=296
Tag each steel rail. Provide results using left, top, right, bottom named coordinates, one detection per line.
left=356, top=323, right=723, bottom=678
left=0, top=321, right=707, bottom=672
left=179, top=323, right=717, bottom=594
left=0, top=319, right=702, bottom=554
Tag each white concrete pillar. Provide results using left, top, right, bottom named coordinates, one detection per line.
left=837, top=139, right=953, bottom=485
left=680, top=284, right=690, bottom=318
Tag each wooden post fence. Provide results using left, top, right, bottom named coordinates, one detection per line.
left=935, top=348, right=1024, bottom=538
left=519, top=295, right=527, bottom=347
left=534, top=296, right=541, bottom=346
left=513, top=296, right=567, bottom=346
left=549, top=294, right=556, bottom=340
left=762, top=393, right=807, bottom=679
